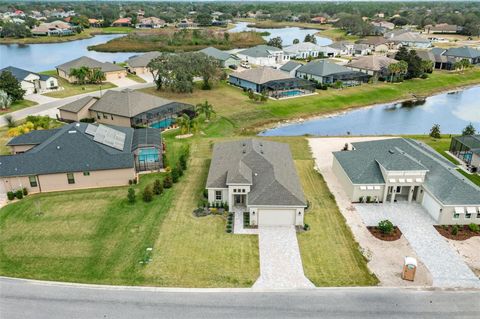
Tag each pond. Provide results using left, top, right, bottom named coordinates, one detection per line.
left=229, top=22, right=332, bottom=46
left=0, top=34, right=138, bottom=72
left=260, top=86, right=480, bottom=136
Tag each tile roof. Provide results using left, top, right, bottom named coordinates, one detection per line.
left=126, top=52, right=162, bottom=68
left=56, top=56, right=124, bottom=74
left=206, top=139, right=306, bottom=207
left=237, top=45, right=283, bottom=58
left=229, top=67, right=292, bottom=85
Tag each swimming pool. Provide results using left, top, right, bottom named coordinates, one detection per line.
left=150, top=118, right=173, bottom=129
left=279, top=90, right=304, bottom=98
left=138, top=148, right=159, bottom=163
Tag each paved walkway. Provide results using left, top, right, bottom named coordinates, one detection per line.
left=253, top=226, right=314, bottom=289
left=25, top=94, right=58, bottom=104
left=233, top=209, right=257, bottom=235
left=356, top=202, right=480, bottom=288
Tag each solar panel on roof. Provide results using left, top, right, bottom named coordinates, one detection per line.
left=92, top=125, right=126, bottom=151
left=85, top=124, right=98, bottom=136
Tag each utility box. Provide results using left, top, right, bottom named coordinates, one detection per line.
left=402, top=257, right=417, bottom=281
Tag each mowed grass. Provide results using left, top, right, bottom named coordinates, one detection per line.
left=40, top=70, right=117, bottom=98
left=0, top=99, right=37, bottom=115
left=126, top=73, right=147, bottom=83
left=457, top=169, right=480, bottom=187
left=408, top=134, right=460, bottom=165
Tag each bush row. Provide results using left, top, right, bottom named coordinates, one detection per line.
left=7, top=188, right=28, bottom=201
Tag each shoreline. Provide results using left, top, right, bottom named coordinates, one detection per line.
left=0, top=30, right=127, bottom=45
left=255, top=82, right=480, bottom=135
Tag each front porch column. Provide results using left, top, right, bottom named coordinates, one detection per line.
left=382, top=186, right=389, bottom=203
left=407, top=186, right=414, bottom=202
left=390, top=188, right=396, bottom=203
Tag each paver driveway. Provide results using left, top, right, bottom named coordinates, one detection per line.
left=356, top=202, right=480, bottom=288
left=253, top=226, right=314, bottom=289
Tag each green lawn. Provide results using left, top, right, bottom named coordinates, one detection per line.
left=408, top=135, right=460, bottom=165
left=127, top=73, right=147, bottom=83
left=0, top=99, right=37, bottom=115
left=40, top=70, right=116, bottom=98
left=318, top=27, right=360, bottom=41
left=457, top=168, right=480, bottom=187
left=0, top=28, right=124, bottom=45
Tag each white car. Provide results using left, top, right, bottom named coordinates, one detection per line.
left=240, top=62, right=251, bottom=69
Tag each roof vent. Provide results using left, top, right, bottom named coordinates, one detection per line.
left=56, top=146, right=61, bottom=150
left=254, top=173, right=258, bottom=176
left=68, top=130, right=76, bottom=134
left=388, top=149, right=395, bottom=154
left=75, top=123, right=80, bottom=127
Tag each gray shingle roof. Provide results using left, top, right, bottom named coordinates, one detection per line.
left=229, top=67, right=292, bottom=85
left=199, top=47, right=239, bottom=62
left=206, top=139, right=306, bottom=207
left=444, top=46, right=480, bottom=59
left=56, top=56, right=124, bottom=74
left=334, top=138, right=480, bottom=205
left=280, top=61, right=302, bottom=72
left=6, top=129, right=61, bottom=146
left=238, top=45, right=282, bottom=58
left=347, top=56, right=398, bottom=72
left=126, top=51, right=162, bottom=68
left=283, top=42, right=322, bottom=54
left=296, top=60, right=351, bottom=77
left=0, top=66, right=54, bottom=82
left=58, top=96, right=98, bottom=113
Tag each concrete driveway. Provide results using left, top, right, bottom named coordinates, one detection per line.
left=356, top=202, right=480, bottom=288
left=109, top=77, right=138, bottom=87
left=253, top=226, right=314, bottom=289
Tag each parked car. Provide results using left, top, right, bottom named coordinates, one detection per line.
left=229, top=64, right=238, bottom=70
left=240, top=62, right=251, bottom=69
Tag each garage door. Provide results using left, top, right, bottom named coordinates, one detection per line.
left=258, top=209, right=295, bottom=226
left=421, top=191, right=441, bottom=221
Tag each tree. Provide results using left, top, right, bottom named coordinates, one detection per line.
left=177, top=113, right=192, bottom=134
left=69, top=66, right=90, bottom=85
left=0, top=22, right=31, bottom=38
left=163, top=174, right=173, bottom=189
left=293, top=38, right=299, bottom=44
left=196, top=100, right=215, bottom=121
left=429, top=124, right=441, bottom=138
left=196, top=13, right=212, bottom=26
left=142, top=185, right=153, bottom=202
left=304, top=33, right=316, bottom=44
left=378, top=219, right=394, bottom=235
left=171, top=166, right=180, bottom=183
left=71, top=15, right=90, bottom=28
left=462, top=123, right=476, bottom=136
left=394, top=47, right=425, bottom=79
left=195, top=54, right=220, bottom=90
left=223, top=32, right=230, bottom=42
left=153, top=179, right=163, bottom=195
left=127, top=187, right=136, bottom=203
left=0, top=71, right=25, bottom=102
left=0, top=90, right=12, bottom=110
left=267, top=36, right=283, bottom=49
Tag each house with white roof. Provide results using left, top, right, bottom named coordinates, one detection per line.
left=236, top=45, right=289, bottom=66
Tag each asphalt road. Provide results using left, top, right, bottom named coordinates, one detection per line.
left=1, top=277, right=480, bottom=319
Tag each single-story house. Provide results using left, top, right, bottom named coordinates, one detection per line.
left=449, top=135, right=480, bottom=173
left=31, top=20, right=73, bottom=36
left=385, top=30, right=432, bottom=49
left=0, top=122, right=163, bottom=195
left=56, top=56, right=127, bottom=83
left=295, top=60, right=370, bottom=86
left=228, top=67, right=314, bottom=99
left=135, top=17, right=166, bottom=29
left=443, top=46, right=480, bottom=65
left=424, top=23, right=461, bottom=34
left=332, top=138, right=480, bottom=225
left=371, top=21, right=395, bottom=32
left=125, top=51, right=162, bottom=74
left=317, top=45, right=342, bottom=58
left=325, top=42, right=353, bottom=56
left=283, top=42, right=324, bottom=59
left=279, top=61, right=302, bottom=77
left=0, top=66, right=59, bottom=95
left=416, top=49, right=456, bottom=70
left=88, top=18, right=103, bottom=27
left=356, top=37, right=391, bottom=53
left=198, top=47, right=241, bottom=68
left=347, top=56, right=398, bottom=78
left=58, top=89, right=194, bottom=129
left=310, top=16, right=327, bottom=24
left=111, top=17, right=132, bottom=27
left=206, top=139, right=307, bottom=226
left=176, top=19, right=197, bottom=29
left=236, top=45, right=289, bottom=67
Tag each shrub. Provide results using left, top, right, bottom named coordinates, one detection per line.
left=132, top=178, right=137, bottom=185
left=224, top=202, right=229, bottom=212
left=22, top=187, right=28, bottom=196
left=7, top=191, right=14, bottom=200
left=179, top=153, right=187, bottom=170
left=451, top=225, right=459, bottom=236
left=142, top=185, right=153, bottom=202
left=378, top=219, right=394, bottom=235
left=203, top=189, right=208, bottom=199
left=127, top=187, right=136, bottom=203
left=304, top=223, right=310, bottom=231
left=177, top=164, right=184, bottom=177
left=366, top=196, right=371, bottom=203
left=171, top=166, right=179, bottom=183
left=468, top=223, right=479, bottom=232
left=15, top=190, right=23, bottom=200
left=162, top=153, right=168, bottom=168
left=128, top=179, right=133, bottom=185
left=153, top=179, right=163, bottom=195
left=163, top=174, right=173, bottom=188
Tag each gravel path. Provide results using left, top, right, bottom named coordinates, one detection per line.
left=356, top=202, right=480, bottom=288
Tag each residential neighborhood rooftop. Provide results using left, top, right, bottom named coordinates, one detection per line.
left=56, top=56, right=125, bottom=74
left=229, top=66, right=292, bottom=84
left=237, top=45, right=283, bottom=58
left=126, top=52, right=162, bottom=68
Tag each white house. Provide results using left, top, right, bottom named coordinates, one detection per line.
left=206, top=139, right=307, bottom=226
left=0, top=66, right=59, bottom=95
left=236, top=45, right=289, bottom=67
left=284, top=42, right=324, bottom=59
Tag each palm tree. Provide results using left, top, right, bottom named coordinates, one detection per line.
left=387, top=63, right=399, bottom=82
left=195, top=100, right=215, bottom=122
left=69, top=66, right=90, bottom=84
left=88, top=68, right=106, bottom=84
left=177, top=114, right=191, bottom=134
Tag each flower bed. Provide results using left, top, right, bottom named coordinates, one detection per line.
left=367, top=226, right=402, bottom=241
left=435, top=225, right=480, bottom=241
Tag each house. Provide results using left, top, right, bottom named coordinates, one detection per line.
left=332, top=138, right=480, bottom=225
left=295, top=60, right=370, bottom=86
left=449, top=135, right=480, bottom=173
left=125, top=51, right=162, bottom=74
left=325, top=42, right=353, bottom=56
left=0, top=66, right=59, bottom=95
left=198, top=47, right=241, bottom=68
left=352, top=43, right=372, bottom=56
left=111, top=17, right=132, bottom=27
left=371, top=21, right=395, bottom=31
left=356, top=37, right=391, bottom=53
left=385, top=30, right=431, bottom=49
left=317, top=45, right=342, bottom=58
left=206, top=139, right=307, bottom=226
left=31, top=20, right=73, bottom=36
left=443, top=46, right=480, bottom=65
left=88, top=18, right=103, bottom=28
left=283, top=42, right=324, bottom=59
left=310, top=16, right=327, bottom=24
left=56, top=56, right=126, bottom=83
left=424, top=23, right=461, bottom=34
left=176, top=19, right=197, bottom=29
left=236, top=45, right=289, bottom=67
left=58, top=89, right=194, bottom=129
left=347, top=56, right=398, bottom=78
left=0, top=122, right=163, bottom=194
left=228, top=67, right=314, bottom=99
left=135, top=17, right=166, bottom=29
left=416, top=49, right=456, bottom=70
left=279, top=61, right=302, bottom=77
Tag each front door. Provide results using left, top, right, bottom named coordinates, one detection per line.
left=234, top=194, right=246, bottom=206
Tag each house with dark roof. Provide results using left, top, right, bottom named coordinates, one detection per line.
left=424, top=23, right=461, bottom=34
left=125, top=51, right=162, bottom=74
left=236, top=45, right=289, bottom=66
left=279, top=61, right=302, bottom=77
left=206, top=139, right=307, bottom=226
left=0, top=66, right=59, bottom=95
left=347, top=56, right=398, bottom=78
left=295, top=60, right=370, bottom=86
left=0, top=123, right=163, bottom=194
left=357, top=37, right=392, bottom=53
left=198, top=47, right=240, bottom=68
left=449, top=135, right=480, bottom=173
left=443, top=46, right=480, bottom=64
left=56, top=56, right=127, bottom=83
left=333, top=138, right=480, bottom=225
left=385, top=30, right=431, bottom=49
left=228, top=67, right=314, bottom=99
left=58, top=89, right=194, bottom=129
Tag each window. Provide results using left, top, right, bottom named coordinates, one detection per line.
left=67, top=173, right=75, bottom=184
left=103, top=113, right=108, bottom=119
left=453, top=213, right=460, bottom=219
left=396, top=186, right=401, bottom=193
left=97, top=112, right=101, bottom=120
left=215, top=191, right=222, bottom=201
left=477, top=212, right=480, bottom=219
left=29, top=176, right=37, bottom=187
left=111, top=115, right=114, bottom=120
left=466, top=213, right=471, bottom=219
left=49, top=80, right=55, bottom=87
left=83, top=171, right=90, bottom=176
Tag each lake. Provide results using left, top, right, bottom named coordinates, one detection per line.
left=229, top=22, right=332, bottom=46
left=0, top=34, right=138, bottom=72
left=260, top=86, right=480, bottom=136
